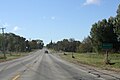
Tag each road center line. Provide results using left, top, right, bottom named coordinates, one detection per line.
left=12, top=74, right=20, bottom=80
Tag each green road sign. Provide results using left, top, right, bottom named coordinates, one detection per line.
left=102, top=43, right=113, bottom=49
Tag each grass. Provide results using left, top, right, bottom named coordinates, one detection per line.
left=59, top=52, right=120, bottom=72
left=0, top=52, right=30, bottom=62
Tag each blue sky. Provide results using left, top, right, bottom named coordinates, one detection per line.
left=0, top=0, right=119, bottom=45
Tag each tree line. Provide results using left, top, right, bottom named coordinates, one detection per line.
left=0, top=33, right=44, bottom=53
left=46, top=38, right=81, bottom=52
left=47, top=4, right=120, bottom=53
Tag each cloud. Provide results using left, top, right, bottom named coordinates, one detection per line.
left=83, top=0, right=101, bottom=6
left=13, top=26, right=21, bottom=32
left=51, top=16, right=55, bottom=20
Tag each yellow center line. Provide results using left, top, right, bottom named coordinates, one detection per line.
left=11, top=63, right=34, bottom=80
left=12, top=75, right=20, bottom=80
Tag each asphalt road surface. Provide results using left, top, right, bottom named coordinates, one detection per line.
left=0, top=49, right=120, bottom=80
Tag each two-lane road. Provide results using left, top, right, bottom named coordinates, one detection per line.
left=0, top=49, right=119, bottom=80
left=0, top=50, right=43, bottom=80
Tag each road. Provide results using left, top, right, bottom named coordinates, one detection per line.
left=0, top=49, right=120, bottom=80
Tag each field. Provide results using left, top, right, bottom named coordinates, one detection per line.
left=0, top=52, right=29, bottom=62
left=60, top=52, right=120, bottom=72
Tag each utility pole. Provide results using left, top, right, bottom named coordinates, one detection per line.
left=0, top=27, right=6, bottom=59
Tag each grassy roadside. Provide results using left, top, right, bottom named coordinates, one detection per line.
left=59, top=52, right=120, bottom=72
left=0, top=52, right=30, bottom=62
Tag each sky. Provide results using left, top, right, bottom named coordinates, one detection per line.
left=0, top=0, right=119, bottom=45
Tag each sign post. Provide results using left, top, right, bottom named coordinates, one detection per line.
left=102, top=43, right=113, bottom=64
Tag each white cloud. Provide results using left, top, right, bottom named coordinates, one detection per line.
left=13, top=26, right=21, bottom=32
left=83, top=0, right=101, bottom=6
left=51, top=16, right=55, bottom=20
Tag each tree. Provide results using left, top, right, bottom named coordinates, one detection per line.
left=4, top=33, right=27, bottom=52
left=90, top=19, right=118, bottom=52
left=46, top=38, right=81, bottom=52
left=115, top=4, right=120, bottom=51
left=36, top=39, right=44, bottom=49
left=25, top=40, right=31, bottom=52
left=77, top=36, right=92, bottom=53
left=29, top=39, right=44, bottom=49
left=108, top=17, right=119, bottom=51
left=117, top=4, right=120, bottom=18
left=46, top=40, right=53, bottom=49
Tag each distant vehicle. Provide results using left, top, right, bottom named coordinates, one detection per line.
left=45, top=50, right=48, bottom=53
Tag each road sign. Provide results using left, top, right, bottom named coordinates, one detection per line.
left=102, top=43, right=113, bottom=49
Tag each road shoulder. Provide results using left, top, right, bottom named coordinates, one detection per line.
left=52, top=52, right=120, bottom=80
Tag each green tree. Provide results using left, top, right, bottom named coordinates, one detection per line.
left=46, top=38, right=81, bottom=52
left=115, top=4, right=120, bottom=51
left=29, top=39, right=44, bottom=49
left=36, top=39, right=44, bottom=49
left=90, top=19, right=118, bottom=52
left=77, top=36, right=92, bottom=53
left=117, top=4, right=120, bottom=18
left=25, top=40, right=31, bottom=52
left=46, top=40, right=54, bottom=49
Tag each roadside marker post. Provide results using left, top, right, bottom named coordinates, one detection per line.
left=102, top=43, right=113, bottom=64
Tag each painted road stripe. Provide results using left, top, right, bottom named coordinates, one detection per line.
left=12, top=75, right=20, bottom=80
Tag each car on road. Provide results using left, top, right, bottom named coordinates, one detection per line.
left=45, top=50, right=48, bottom=53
